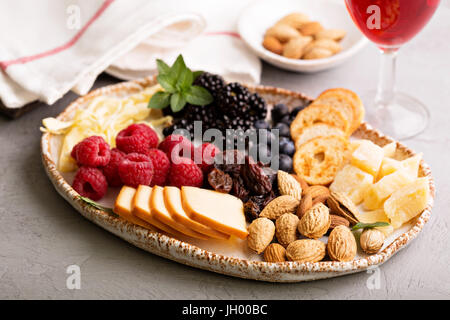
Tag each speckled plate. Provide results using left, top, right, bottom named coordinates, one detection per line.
left=41, top=76, right=435, bottom=282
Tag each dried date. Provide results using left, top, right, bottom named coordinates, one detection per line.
left=241, top=156, right=272, bottom=195
left=207, top=168, right=232, bottom=193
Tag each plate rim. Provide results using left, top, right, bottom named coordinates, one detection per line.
left=40, top=76, right=435, bottom=282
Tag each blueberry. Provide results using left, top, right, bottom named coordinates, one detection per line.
left=278, top=154, right=293, bottom=173
left=280, top=115, right=292, bottom=125
left=254, top=120, right=270, bottom=130
left=248, top=143, right=271, bottom=164
left=273, top=122, right=290, bottom=137
left=257, top=129, right=275, bottom=146
left=290, top=105, right=305, bottom=118
left=271, top=103, right=289, bottom=123
left=279, top=139, right=295, bottom=157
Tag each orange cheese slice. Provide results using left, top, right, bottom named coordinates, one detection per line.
left=132, top=185, right=185, bottom=238
left=113, top=186, right=155, bottom=230
left=150, top=186, right=209, bottom=240
left=181, top=186, right=248, bottom=239
left=164, top=186, right=230, bottom=240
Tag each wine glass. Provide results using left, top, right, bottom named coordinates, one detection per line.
left=345, top=0, right=441, bottom=139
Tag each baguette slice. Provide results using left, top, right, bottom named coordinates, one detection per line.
left=290, top=103, right=350, bottom=140
left=164, top=186, right=230, bottom=240
left=132, top=185, right=186, bottom=238
left=294, top=123, right=346, bottom=149
left=151, top=186, right=209, bottom=240
left=113, top=186, right=155, bottom=230
left=293, top=135, right=351, bottom=185
left=316, top=88, right=364, bottom=133
left=181, top=187, right=248, bottom=239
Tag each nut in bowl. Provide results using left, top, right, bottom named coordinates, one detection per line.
left=238, top=0, right=368, bottom=72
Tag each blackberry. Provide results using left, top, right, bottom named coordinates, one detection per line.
left=217, top=82, right=251, bottom=118
left=248, top=93, right=267, bottom=120
left=193, top=72, right=225, bottom=99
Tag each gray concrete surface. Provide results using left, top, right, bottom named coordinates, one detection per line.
left=1, top=6, right=450, bottom=300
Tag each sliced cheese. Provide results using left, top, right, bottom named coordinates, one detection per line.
left=132, top=185, right=185, bottom=238
left=150, top=186, right=209, bottom=240
left=113, top=186, right=154, bottom=230
left=164, top=187, right=230, bottom=240
left=181, top=186, right=248, bottom=239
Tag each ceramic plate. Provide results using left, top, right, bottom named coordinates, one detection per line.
left=41, top=77, right=435, bottom=282
left=238, top=0, right=368, bottom=73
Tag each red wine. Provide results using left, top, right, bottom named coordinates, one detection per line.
left=345, top=0, right=440, bottom=49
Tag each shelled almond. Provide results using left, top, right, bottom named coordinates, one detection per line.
left=262, top=12, right=346, bottom=60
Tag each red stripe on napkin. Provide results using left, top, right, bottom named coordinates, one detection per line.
left=0, top=0, right=115, bottom=70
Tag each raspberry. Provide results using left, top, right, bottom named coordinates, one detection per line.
left=118, top=153, right=154, bottom=188
left=158, top=134, right=194, bottom=161
left=116, top=123, right=158, bottom=154
left=71, top=136, right=111, bottom=167
left=102, top=148, right=126, bottom=187
left=145, top=148, right=171, bottom=186
left=193, top=143, right=220, bottom=173
left=168, top=157, right=203, bottom=188
left=72, top=167, right=108, bottom=201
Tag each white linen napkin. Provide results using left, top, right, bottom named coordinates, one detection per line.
left=0, top=0, right=261, bottom=110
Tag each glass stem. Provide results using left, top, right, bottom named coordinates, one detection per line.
left=375, top=49, right=398, bottom=107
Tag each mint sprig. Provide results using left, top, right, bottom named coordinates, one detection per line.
left=148, top=55, right=213, bottom=112
left=352, top=222, right=390, bottom=231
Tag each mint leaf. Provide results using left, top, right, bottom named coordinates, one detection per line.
left=78, top=196, right=115, bottom=215
left=193, top=71, right=203, bottom=80
left=186, top=85, right=213, bottom=106
left=170, top=92, right=187, bottom=112
left=156, top=59, right=171, bottom=75
left=352, top=222, right=390, bottom=231
left=169, top=54, right=186, bottom=79
left=157, top=74, right=176, bottom=93
left=148, top=91, right=171, bottom=109
left=177, top=67, right=194, bottom=91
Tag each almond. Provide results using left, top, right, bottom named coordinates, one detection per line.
left=327, top=191, right=359, bottom=225
left=264, top=243, right=286, bottom=262
left=315, top=29, right=347, bottom=41
left=286, top=239, right=326, bottom=263
left=282, top=36, right=312, bottom=59
left=360, top=228, right=385, bottom=255
left=275, top=213, right=299, bottom=247
left=278, top=170, right=302, bottom=200
left=260, top=195, right=300, bottom=220
left=327, top=225, right=357, bottom=262
left=328, top=214, right=350, bottom=231
left=265, top=24, right=301, bottom=42
left=302, top=48, right=333, bottom=60
left=298, top=203, right=331, bottom=239
left=304, top=185, right=330, bottom=199
left=299, top=21, right=324, bottom=36
left=276, top=12, right=310, bottom=29
left=263, top=36, right=284, bottom=55
left=297, top=192, right=312, bottom=218
left=308, top=39, right=342, bottom=54
left=291, top=174, right=309, bottom=193
left=247, top=218, right=275, bottom=254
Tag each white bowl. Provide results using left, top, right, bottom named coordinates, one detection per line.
left=238, top=0, right=368, bottom=73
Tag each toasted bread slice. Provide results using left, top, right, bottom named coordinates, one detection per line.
left=316, top=88, right=364, bottom=133
left=181, top=187, right=248, bottom=239
left=113, top=186, right=155, bottom=230
left=150, top=186, right=209, bottom=240
left=293, top=135, right=351, bottom=185
left=164, top=187, right=230, bottom=240
left=132, top=185, right=186, bottom=238
left=294, top=123, right=346, bottom=149
left=290, top=104, right=350, bottom=140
